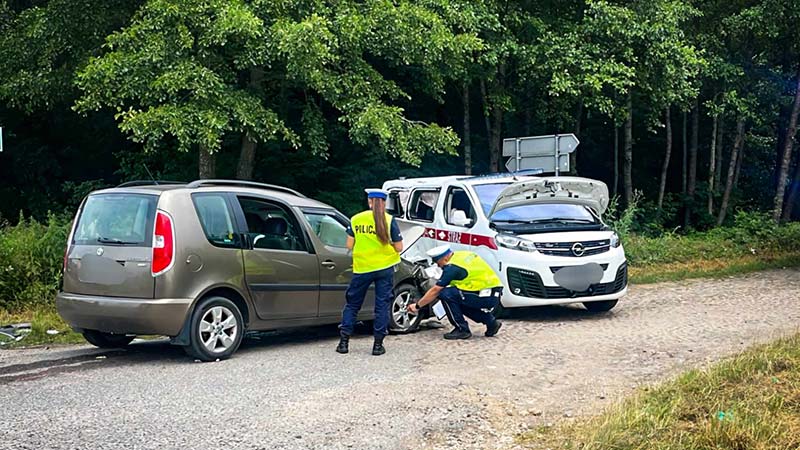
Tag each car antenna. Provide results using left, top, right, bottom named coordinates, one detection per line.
left=142, top=164, right=158, bottom=185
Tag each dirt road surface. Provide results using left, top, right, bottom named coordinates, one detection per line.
left=1, top=268, right=799, bottom=450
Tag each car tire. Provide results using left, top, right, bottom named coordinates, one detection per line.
left=583, top=300, right=618, bottom=313
left=83, top=330, right=134, bottom=348
left=184, top=296, right=244, bottom=362
left=389, top=283, right=424, bottom=334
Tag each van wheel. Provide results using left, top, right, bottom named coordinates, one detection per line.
left=583, top=300, right=618, bottom=313
left=389, top=284, right=423, bottom=334
left=184, top=296, right=244, bottom=362
left=83, top=330, right=134, bottom=348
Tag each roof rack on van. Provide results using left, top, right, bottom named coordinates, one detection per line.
left=186, top=179, right=307, bottom=198
left=117, top=180, right=186, bottom=188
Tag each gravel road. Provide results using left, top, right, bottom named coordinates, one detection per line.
left=1, top=268, right=799, bottom=450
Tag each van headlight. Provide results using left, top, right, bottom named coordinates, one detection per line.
left=610, top=233, right=621, bottom=248
left=495, top=234, right=538, bottom=253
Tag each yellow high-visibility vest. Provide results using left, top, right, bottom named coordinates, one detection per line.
left=448, top=251, right=503, bottom=292
left=351, top=211, right=400, bottom=274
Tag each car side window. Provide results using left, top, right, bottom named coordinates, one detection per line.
left=408, top=190, right=440, bottom=222
left=303, top=212, right=349, bottom=248
left=237, top=197, right=307, bottom=252
left=444, top=187, right=476, bottom=227
left=192, top=194, right=240, bottom=248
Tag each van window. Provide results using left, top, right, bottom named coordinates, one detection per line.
left=237, top=197, right=307, bottom=252
left=304, top=212, right=348, bottom=248
left=192, top=194, right=240, bottom=248
left=73, top=194, right=156, bottom=246
left=444, top=187, right=476, bottom=227
left=408, top=190, right=440, bottom=222
left=386, top=191, right=408, bottom=217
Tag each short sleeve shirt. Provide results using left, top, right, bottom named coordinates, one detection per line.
left=436, top=264, right=468, bottom=288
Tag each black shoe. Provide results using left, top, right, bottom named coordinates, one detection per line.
left=336, top=334, right=350, bottom=354
left=444, top=328, right=472, bottom=340
left=372, top=336, right=386, bottom=356
left=485, top=320, right=502, bottom=337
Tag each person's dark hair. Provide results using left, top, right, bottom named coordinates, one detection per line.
left=371, top=198, right=390, bottom=245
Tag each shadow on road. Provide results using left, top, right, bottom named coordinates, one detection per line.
left=1, top=306, right=615, bottom=384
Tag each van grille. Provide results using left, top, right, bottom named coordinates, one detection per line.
left=534, top=240, right=610, bottom=257
left=507, top=263, right=627, bottom=299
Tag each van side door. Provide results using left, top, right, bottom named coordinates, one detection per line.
left=231, top=195, right=320, bottom=320
left=440, top=184, right=479, bottom=252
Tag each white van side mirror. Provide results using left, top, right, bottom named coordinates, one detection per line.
left=451, top=210, right=472, bottom=227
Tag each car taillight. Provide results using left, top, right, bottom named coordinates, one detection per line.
left=152, top=211, right=175, bottom=276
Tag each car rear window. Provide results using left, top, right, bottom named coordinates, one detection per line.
left=73, top=194, right=157, bottom=245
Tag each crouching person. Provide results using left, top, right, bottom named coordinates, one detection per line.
left=407, top=246, right=503, bottom=340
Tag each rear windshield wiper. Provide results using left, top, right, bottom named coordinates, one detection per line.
left=97, top=236, right=138, bottom=245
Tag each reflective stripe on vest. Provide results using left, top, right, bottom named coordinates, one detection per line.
left=351, top=211, right=400, bottom=274
left=448, top=251, right=503, bottom=292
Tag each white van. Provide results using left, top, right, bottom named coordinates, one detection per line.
left=382, top=173, right=628, bottom=312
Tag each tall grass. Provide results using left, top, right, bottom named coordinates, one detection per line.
left=519, top=334, right=800, bottom=450
left=0, top=214, right=69, bottom=311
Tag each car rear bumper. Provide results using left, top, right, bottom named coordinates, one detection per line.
left=56, top=292, right=193, bottom=336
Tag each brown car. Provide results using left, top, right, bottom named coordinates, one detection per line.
left=57, top=180, right=428, bottom=361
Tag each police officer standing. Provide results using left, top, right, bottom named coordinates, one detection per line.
left=407, top=246, right=503, bottom=339
left=336, top=189, right=403, bottom=356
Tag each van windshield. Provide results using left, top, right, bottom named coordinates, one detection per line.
left=473, top=183, right=597, bottom=224
left=73, top=194, right=157, bottom=245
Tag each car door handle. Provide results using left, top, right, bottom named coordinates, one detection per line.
left=321, top=260, right=336, bottom=270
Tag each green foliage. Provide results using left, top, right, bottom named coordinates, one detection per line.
left=0, top=214, right=69, bottom=311
left=624, top=211, right=800, bottom=268
left=522, top=334, right=800, bottom=449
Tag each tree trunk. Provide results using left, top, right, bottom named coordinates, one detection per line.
left=772, top=66, right=800, bottom=222
left=656, top=106, right=672, bottom=214
left=572, top=100, right=583, bottom=174
left=623, top=92, right=633, bottom=207
left=717, top=117, right=746, bottom=226
left=685, top=99, right=699, bottom=228
left=613, top=125, right=619, bottom=196
left=782, top=153, right=800, bottom=221
left=236, top=68, right=264, bottom=180
left=479, top=80, right=492, bottom=144
left=708, top=112, right=718, bottom=215
left=733, top=141, right=745, bottom=188
left=488, top=64, right=506, bottom=173
left=682, top=110, right=688, bottom=194
left=198, top=143, right=216, bottom=179
left=236, top=132, right=257, bottom=180
left=462, top=81, right=472, bottom=175
left=715, top=119, right=724, bottom=195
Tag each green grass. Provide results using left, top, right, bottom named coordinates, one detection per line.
left=629, top=252, right=800, bottom=284
left=0, top=305, right=84, bottom=347
left=518, top=335, right=800, bottom=450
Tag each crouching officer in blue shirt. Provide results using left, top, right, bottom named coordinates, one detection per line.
left=407, top=245, right=503, bottom=340
left=336, top=189, right=403, bottom=356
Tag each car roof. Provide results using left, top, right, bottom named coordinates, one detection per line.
left=384, top=171, right=544, bottom=190
left=89, top=181, right=336, bottom=209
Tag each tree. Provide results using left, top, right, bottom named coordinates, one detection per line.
left=76, top=0, right=481, bottom=177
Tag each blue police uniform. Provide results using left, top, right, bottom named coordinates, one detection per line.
left=339, top=217, right=402, bottom=337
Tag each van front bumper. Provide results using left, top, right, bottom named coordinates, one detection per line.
left=56, top=292, right=193, bottom=336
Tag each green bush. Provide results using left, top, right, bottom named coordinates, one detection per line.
left=0, top=214, right=70, bottom=311
left=624, top=211, right=800, bottom=267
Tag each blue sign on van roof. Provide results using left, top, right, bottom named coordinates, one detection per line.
left=458, top=169, right=544, bottom=181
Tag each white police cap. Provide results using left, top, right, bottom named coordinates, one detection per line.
left=427, top=245, right=452, bottom=262
left=364, top=188, right=389, bottom=200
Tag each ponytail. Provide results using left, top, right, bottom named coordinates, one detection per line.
left=371, top=199, right=390, bottom=245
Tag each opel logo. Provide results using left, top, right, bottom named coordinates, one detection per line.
left=96, top=247, right=104, bottom=256
left=571, top=242, right=585, bottom=257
